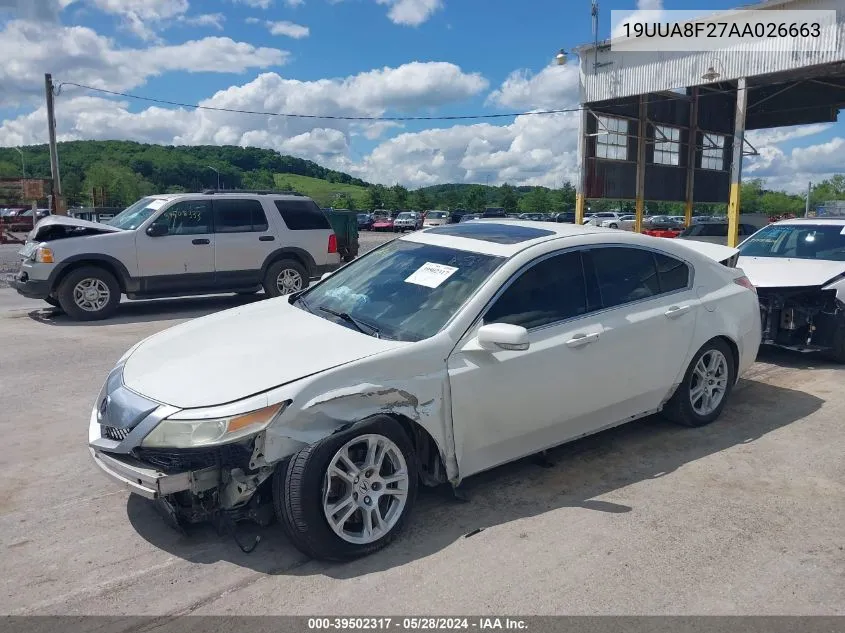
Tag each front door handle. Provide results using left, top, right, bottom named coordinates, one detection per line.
left=665, top=305, right=691, bottom=318
left=259, top=235, right=275, bottom=242
left=192, top=238, right=210, bottom=245
left=565, top=332, right=600, bottom=348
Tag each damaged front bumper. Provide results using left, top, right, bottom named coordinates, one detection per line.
left=757, top=286, right=844, bottom=353
left=89, top=448, right=218, bottom=500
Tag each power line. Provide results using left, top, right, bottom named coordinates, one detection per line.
left=56, top=80, right=744, bottom=122
left=56, top=81, right=581, bottom=121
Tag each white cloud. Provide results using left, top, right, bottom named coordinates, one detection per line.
left=0, top=0, right=65, bottom=21
left=180, top=13, right=225, bottom=29
left=231, top=0, right=272, bottom=8
left=746, top=123, right=831, bottom=148
left=0, top=62, right=491, bottom=180
left=353, top=111, right=579, bottom=187
left=486, top=63, right=580, bottom=110
left=284, top=0, right=304, bottom=6
left=85, top=0, right=189, bottom=40
left=266, top=20, right=309, bottom=38
left=376, top=0, right=442, bottom=26
left=0, top=20, right=288, bottom=107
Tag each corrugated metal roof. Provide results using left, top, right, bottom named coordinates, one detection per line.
left=577, top=0, right=845, bottom=102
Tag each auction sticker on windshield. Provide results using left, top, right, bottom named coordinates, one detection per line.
left=405, top=262, right=459, bottom=288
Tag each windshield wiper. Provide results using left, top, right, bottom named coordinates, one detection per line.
left=295, top=294, right=313, bottom=314
left=318, top=306, right=380, bottom=338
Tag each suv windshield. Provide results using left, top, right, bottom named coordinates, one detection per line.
left=397, top=213, right=412, bottom=219
left=739, top=224, right=845, bottom=261
left=108, top=197, right=167, bottom=230
left=297, top=239, right=504, bottom=342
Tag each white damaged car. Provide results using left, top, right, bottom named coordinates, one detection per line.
left=90, top=221, right=761, bottom=560
left=737, top=217, right=845, bottom=362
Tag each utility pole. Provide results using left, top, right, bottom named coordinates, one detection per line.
left=45, top=73, right=66, bottom=215
left=805, top=181, right=812, bottom=217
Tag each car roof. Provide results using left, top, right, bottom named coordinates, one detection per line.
left=401, top=219, right=609, bottom=256
left=770, top=217, right=845, bottom=227
left=149, top=192, right=309, bottom=202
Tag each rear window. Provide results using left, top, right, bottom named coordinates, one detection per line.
left=275, top=199, right=331, bottom=230
left=213, top=199, right=268, bottom=233
left=427, top=222, right=554, bottom=244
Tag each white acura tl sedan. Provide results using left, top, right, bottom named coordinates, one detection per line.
left=89, top=221, right=761, bottom=561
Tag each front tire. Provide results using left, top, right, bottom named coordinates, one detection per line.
left=274, top=415, right=418, bottom=561
left=263, top=259, right=308, bottom=298
left=662, top=338, right=736, bottom=427
left=56, top=266, right=120, bottom=321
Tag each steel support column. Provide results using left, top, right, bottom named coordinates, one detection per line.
left=684, top=87, right=699, bottom=227
left=727, top=78, right=747, bottom=248
left=634, top=95, right=647, bottom=234
left=575, top=106, right=588, bottom=224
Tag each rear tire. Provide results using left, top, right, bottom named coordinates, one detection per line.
left=662, top=338, right=736, bottom=427
left=274, top=415, right=418, bottom=561
left=263, top=259, right=308, bottom=298
left=56, top=266, right=120, bottom=321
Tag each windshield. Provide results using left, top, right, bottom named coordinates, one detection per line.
left=428, top=212, right=447, bottom=218
left=297, top=239, right=504, bottom=342
left=108, top=197, right=167, bottom=230
left=397, top=213, right=412, bottom=219
left=739, top=224, right=845, bottom=261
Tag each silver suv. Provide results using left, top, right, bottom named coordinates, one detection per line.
left=11, top=191, right=341, bottom=320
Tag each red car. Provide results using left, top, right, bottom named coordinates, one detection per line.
left=372, top=216, right=396, bottom=232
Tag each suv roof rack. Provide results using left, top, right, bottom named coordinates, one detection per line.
left=200, top=189, right=304, bottom=196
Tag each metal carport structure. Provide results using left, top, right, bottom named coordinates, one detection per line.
left=573, top=0, right=845, bottom=246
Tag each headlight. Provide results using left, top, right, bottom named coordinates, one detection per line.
left=141, top=401, right=288, bottom=449
left=34, top=247, right=54, bottom=263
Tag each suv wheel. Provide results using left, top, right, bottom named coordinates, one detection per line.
left=56, top=266, right=121, bottom=321
left=264, top=259, right=308, bottom=297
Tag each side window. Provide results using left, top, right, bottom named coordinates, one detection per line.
left=152, top=200, right=212, bottom=236
left=213, top=199, right=268, bottom=233
left=484, top=251, right=588, bottom=330
left=589, top=247, right=660, bottom=308
left=275, top=200, right=331, bottom=230
left=740, top=224, right=756, bottom=235
left=654, top=252, right=690, bottom=292
left=700, top=223, right=728, bottom=237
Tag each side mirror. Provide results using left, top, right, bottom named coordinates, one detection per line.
left=146, top=223, right=168, bottom=237
left=475, top=323, right=530, bottom=352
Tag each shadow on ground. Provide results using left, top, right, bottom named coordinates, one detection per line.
left=127, top=378, right=823, bottom=577
left=26, top=293, right=264, bottom=326
left=755, top=345, right=841, bottom=371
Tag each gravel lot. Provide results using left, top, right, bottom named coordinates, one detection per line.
left=0, top=268, right=843, bottom=615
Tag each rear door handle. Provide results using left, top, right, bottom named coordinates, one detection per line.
left=565, top=332, right=600, bottom=348
left=192, top=238, right=210, bottom=245
left=664, top=305, right=691, bottom=318
left=259, top=235, right=275, bottom=242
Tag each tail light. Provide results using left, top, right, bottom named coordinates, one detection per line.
left=734, top=275, right=757, bottom=295
left=328, top=234, right=338, bottom=254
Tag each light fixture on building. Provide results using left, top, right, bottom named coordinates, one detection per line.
left=555, top=49, right=568, bottom=65
left=702, top=66, right=721, bottom=82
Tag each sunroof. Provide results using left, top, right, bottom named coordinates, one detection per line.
left=426, top=222, right=555, bottom=244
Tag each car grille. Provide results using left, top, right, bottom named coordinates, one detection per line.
left=133, top=443, right=253, bottom=474
left=102, top=425, right=132, bottom=441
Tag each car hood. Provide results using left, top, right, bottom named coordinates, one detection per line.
left=29, top=215, right=122, bottom=241
left=736, top=256, right=845, bottom=288
left=122, top=298, right=406, bottom=409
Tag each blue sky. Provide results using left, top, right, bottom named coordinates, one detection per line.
left=0, top=0, right=842, bottom=191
